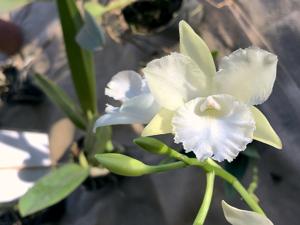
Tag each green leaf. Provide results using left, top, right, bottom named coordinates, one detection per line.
left=56, top=0, right=97, bottom=117
left=19, top=163, right=89, bottom=217
left=76, top=11, right=106, bottom=51
left=85, top=125, right=113, bottom=163
left=0, top=0, right=34, bottom=13
left=34, top=74, right=86, bottom=130
left=92, top=126, right=113, bottom=153
left=211, top=50, right=219, bottom=61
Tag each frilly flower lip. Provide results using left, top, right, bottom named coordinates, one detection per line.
left=222, top=201, right=274, bottom=225
left=172, top=95, right=255, bottom=162
left=94, top=20, right=282, bottom=162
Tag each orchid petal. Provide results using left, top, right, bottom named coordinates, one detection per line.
left=94, top=94, right=159, bottom=129
left=222, top=201, right=274, bottom=225
left=179, top=20, right=216, bottom=77
left=142, top=108, right=174, bottom=137
left=172, top=95, right=255, bottom=162
left=251, top=106, right=282, bottom=149
left=215, top=47, right=278, bottom=105
left=105, top=70, right=144, bottom=101
left=143, top=52, right=210, bottom=110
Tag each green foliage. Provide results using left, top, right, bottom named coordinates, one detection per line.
left=56, top=0, right=97, bottom=117
left=0, top=0, right=34, bottom=13
left=19, top=164, right=89, bottom=217
left=211, top=50, right=219, bottom=61
left=85, top=125, right=113, bottom=163
left=34, top=74, right=86, bottom=130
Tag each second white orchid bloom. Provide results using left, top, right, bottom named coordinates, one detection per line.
left=94, top=70, right=160, bottom=127
left=95, top=21, right=282, bottom=162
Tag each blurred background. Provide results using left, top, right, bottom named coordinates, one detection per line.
left=0, top=0, right=299, bottom=224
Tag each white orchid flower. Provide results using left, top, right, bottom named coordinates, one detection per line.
left=222, top=201, right=274, bottom=225
left=95, top=21, right=282, bottom=162
left=94, top=70, right=160, bottom=128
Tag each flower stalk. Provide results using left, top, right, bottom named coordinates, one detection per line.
left=193, top=171, right=215, bottom=225
left=134, top=137, right=265, bottom=215
left=163, top=147, right=265, bottom=215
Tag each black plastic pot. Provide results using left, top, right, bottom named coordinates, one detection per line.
left=0, top=65, right=44, bottom=104
left=0, top=200, right=65, bottom=225
left=122, top=0, right=183, bottom=35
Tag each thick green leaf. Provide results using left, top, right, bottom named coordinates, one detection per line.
left=0, top=0, right=33, bottom=13
left=34, top=74, right=86, bottom=130
left=19, top=163, right=89, bottom=217
left=56, top=0, right=97, bottom=116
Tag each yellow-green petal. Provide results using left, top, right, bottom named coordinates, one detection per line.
left=179, top=20, right=216, bottom=77
left=222, top=201, right=274, bottom=225
left=251, top=107, right=282, bottom=149
left=142, top=108, right=174, bottom=137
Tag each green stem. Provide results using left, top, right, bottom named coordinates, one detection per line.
left=149, top=161, right=186, bottom=174
left=193, top=171, right=215, bottom=225
left=207, top=161, right=265, bottom=215
left=79, top=151, right=89, bottom=169
left=166, top=149, right=265, bottom=215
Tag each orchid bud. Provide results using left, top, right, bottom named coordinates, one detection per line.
left=95, top=153, right=151, bottom=176
left=133, top=137, right=171, bottom=155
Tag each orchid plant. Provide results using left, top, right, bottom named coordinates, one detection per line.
left=3, top=0, right=114, bottom=217
left=94, top=21, right=281, bottom=224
